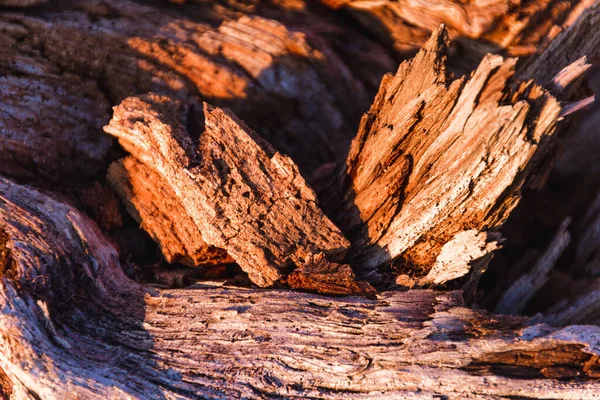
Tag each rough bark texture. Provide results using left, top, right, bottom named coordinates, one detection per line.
left=318, top=26, right=563, bottom=285
left=1, top=177, right=600, bottom=398
left=0, top=53, right=112, bottom=183
left=105, top=94, right=350, bottom=288
left=107, top=157, right=233, bottom=268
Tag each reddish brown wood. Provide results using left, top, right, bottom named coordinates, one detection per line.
left=105, top=94, right=350, bottom=287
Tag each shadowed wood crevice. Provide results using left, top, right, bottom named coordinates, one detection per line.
left=479, top=1, right=600, bottom=318
left=1, top=176, right=600, bottom=398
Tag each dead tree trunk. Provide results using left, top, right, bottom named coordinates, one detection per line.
left=1, top=0, right=600, bottom=398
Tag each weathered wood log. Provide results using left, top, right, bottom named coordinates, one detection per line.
left=2, top=176, right=600, bottom=398
left=105, top=94, right=350, bottom=288
left=318, top=26, right=564, bottom=285
left=0, top=0, right=394, bottom=181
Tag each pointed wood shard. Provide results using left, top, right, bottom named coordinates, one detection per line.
left=319, top=26, right=563, bottom=284
left=105, top=94, right=350, bottom=287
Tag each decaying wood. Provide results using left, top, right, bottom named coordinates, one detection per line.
left=1, top=0, right=600, bottom=396
left=1, top=177, right=600, bottom=398
left=108, top=157, right=233, bottom=267
left=285, top=253, right=376, bottom=297
left=105, top=94, right=350, bottom=288
left=318, top=26, right=563, bottom=285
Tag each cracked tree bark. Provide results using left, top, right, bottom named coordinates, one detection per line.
left=0, top=0, right=600, bottom=398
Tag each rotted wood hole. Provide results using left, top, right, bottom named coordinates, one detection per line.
left=1, top=0, right=600, bottom=398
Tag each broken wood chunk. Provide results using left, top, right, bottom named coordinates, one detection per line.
left=319, top=26, right=563, bottom=285
left=286, top=253, right=376, bottom=297
left=105, top=94, right=350, bottom=287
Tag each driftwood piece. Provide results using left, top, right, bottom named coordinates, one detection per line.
left=105, top=94, right=350, bottom=287
left=318, top=26, right=562, bottom=284
left=1, top=177, right=600, bottom=398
